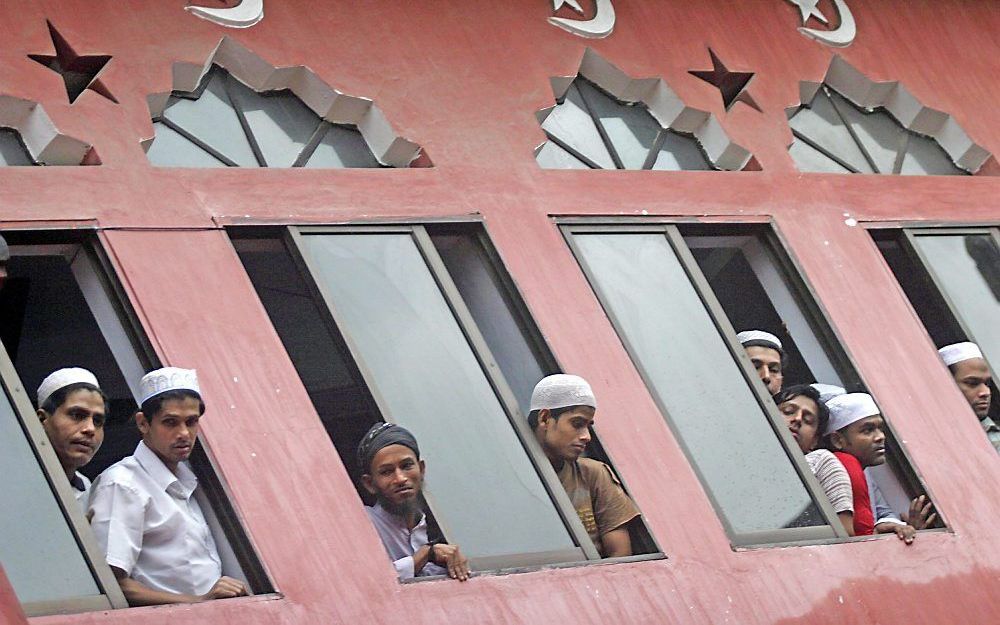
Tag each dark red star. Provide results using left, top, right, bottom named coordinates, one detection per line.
left=688, top=48, right=760, bottom=113
left=28, top=20, right=117, bottom=104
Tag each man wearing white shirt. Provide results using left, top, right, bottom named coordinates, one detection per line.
left=89, top=367, right=247, bottom=605
left=37, top=367, right=107, bottom=511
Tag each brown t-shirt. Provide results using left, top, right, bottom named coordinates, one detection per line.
left=557, top=457, right=640, bottom=556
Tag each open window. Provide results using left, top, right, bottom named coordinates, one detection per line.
left=230, top=223, right=658, bottom=576
left=874, top=227, right=1000, bottom=443
left=561, top=221, right=938, bottom=546
left=0, top=231, right=270, bottom=615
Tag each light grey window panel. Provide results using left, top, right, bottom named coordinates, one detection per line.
left=577, top=80, right=659, bottom=170
left=146, top=122, right=227, bottom=168
left=652, top=132, right=711, bottom=171
left=296, top=233, right=578, bottom=559
left=304, top=126, right=380, bottom=169
left=790, top=92, right=872, bottom=173
left=227, top=79, right=321, bottom=167
left=912, top=234, right=1000, bottom=369
left=0, top=128, right=32, bottom=166
left=830, top=93, right=903, bottom=174
left=572, top=233, right=826, bottom=533
left=535, top=140, right=589, bottom=169
left=541, top=83, right=615, bottom=169
left=788, top=137, right=850, bottom=174
left=900, top=133, right=964, bottom=176
left=432, top=233, right=546, bottom=415
left=0, top=389, right=101, bottom=603
left=162, top=73, right=259, bottom=167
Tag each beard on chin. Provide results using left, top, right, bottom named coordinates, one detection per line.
left=377, top=492, right=423, bottom=519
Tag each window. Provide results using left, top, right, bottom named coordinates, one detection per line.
left=0, top=95, right=99, bottom=166
left=874, top=227, right=1000, bottom=420
left=0, top=232, right=270, bottom=614
left=786, top=56, right=990, bottom=175
left=535, top=49, right=752, bottom=171
left=562, top=222, right=935, bottom=546
left=231, top=224, right=657, bottom=573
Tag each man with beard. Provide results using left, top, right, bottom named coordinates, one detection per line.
left=90, top=367, right=247, bottom=605
left=36, top=367, right=108, bottom=510
left=938, top=342, right=998, bottom=453
left=358, top=422, right=469, bottom=581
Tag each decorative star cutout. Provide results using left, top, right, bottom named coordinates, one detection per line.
left=787, top=0, right=829, bottom=24
left=553, top=0, right=584, bottom=13
left=688, top=48, right=761, bottom=113
left=28, top=20, right=117, bottom=104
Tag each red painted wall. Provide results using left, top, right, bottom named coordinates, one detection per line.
left=1, top=1, right=998, bottom=623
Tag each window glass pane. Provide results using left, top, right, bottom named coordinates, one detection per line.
left=830, top=93, right=903, bottom=175
left=571, top=232, right=826, bottom=533
left=227, top=79, right=321, bottom=168
left=651, top=132, right=711, bottom=171
left=789, top=91, right=872, bottom=173
left=431, top=231, right=548, bottom=415
left=0, top=128, right=33, bottom=166
left=296, top=232, right=578, bottom=559
left=788, top=137, right=850, bottom=174
left=576, top=80, right=659, bottom=170
left=146, top=121, right=227, bottom=168
left=162, top=73, right=259, bottom=167
left=304, top=126, right=380, bottom=168
left=912, top=234, right=1000, bottom=368
left=540, top=83, right=615, bottom=169
left=0, top=385, right=101, bottom=603
left=900, top=134, right=965, bottom=176
left=536, top=140, right=589, bottom=169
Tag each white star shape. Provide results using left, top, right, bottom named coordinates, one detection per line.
left=787, top=0, right=828, bottom=24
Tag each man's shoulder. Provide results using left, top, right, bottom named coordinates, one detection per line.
left=575, top=457, right=623, bottom=487
left=93, top=456, right=146, bottom=493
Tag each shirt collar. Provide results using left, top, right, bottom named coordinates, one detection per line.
left=134, top=440, right=199, bottom=498
left=69, top=471, right=87, bottom=492
left=982, top=415, right=1000, bottom=433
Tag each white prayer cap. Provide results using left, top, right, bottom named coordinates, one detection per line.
left=139, top=367, right=201, bottom=405
left=824, top=392, right=880, bottom=436
left=811, top=383, right=847, bottom=404
left=530, top=374, right=597, bottom=412
left=938, top=342, right=984, bottom=367
left=737, top=330, right=783, bottom=352
left=37, top=368, right=100, bottom=407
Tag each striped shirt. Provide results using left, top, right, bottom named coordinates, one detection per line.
left=805, top=449, right=853, bottom=514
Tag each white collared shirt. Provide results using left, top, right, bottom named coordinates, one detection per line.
left=89, top=441, right=222, bottom=596
left=71, top=471, right=92, bottom=511
left=365, top=502, right=447, bottom=579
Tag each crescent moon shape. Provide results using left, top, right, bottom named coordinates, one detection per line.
left=548, top=0, right=616, bottom=39
left=798, top=0, right=856, bottom=47
left=185, top=0, right=264, bottom=29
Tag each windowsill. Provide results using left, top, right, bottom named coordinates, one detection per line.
left=733, top=527, right=951, bottom=551
left=400, top=552, right=667, bottom=584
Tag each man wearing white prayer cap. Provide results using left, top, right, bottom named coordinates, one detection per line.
left=36, top=367, right=107, bottom=510
left=824, top=393, right=935, bottom=543
left=737, top=330, right=784, bottom=394
left=938, top=342, right=997, bottom=453
left=90, top=367, right=247, bottom=606
left=528, top=374, right=640, bottom=558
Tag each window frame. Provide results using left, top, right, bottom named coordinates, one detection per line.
left=0, top=229, right=274, bottom=612
left=284, top=224, right=610, bottom=568
left=559, top=218, right=944, bottom=547
left=0, top=336, right=129, bottom=615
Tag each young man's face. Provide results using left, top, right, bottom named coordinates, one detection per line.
left=779, top=395, right=820, bottom=453
left=745, top=346, right=783, bottom=394
left=39, top=389, right=106, bottom=475
left=137, top=396, right=202, bottom=470
left=363, top=444, right=425, bottom=513
left=951, top=358, right=992, bottom=418
left=537, top=405, right=595, bottom=464
left=833, top=414, right=886, bottom=467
